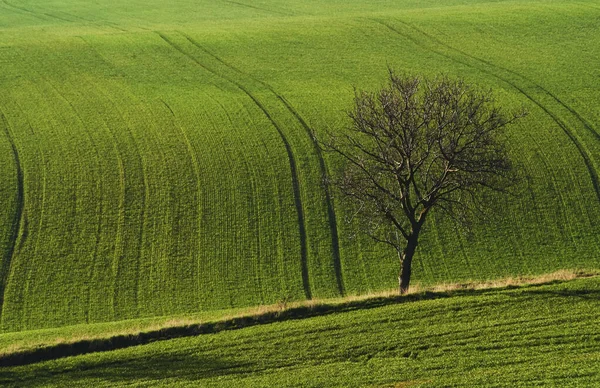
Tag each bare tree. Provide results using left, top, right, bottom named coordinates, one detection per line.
left=322, top=71, right=526, bottom=294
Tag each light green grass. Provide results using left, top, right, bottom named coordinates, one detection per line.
left=0, top=0, right=599, bottom=331
left=1, top=276, right=599, bottom=387
left=0, top=269, right=590, bottom=361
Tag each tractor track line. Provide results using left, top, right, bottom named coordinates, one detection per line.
left=221, top=0, right=293, bottom=16
left=3, top=0, right=127, bottom=31
left=160, top=99, right=204, bottom=304
left=156, top=32, right=312, bottom=299
left=375, top=19, right=600, bottom=204
left=0, top=110, right=24, bottom=320
left=1, top=0, right=47, bottom=21
left=2, top=0, right=72, bottom=23
left=79, top=79, right=129, bottom=320
left=396, top=19, right=600, bottom=142
left=32, top=50, right=114, bottom=322
left=210, top=97, right=266, bottom=302
left=379, top=18, right=600, bottom=246
left=179, top=31, right=345, bottom=296
left=95, top=88, right=147, bottom=319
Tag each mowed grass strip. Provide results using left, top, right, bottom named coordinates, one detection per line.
left=0, top=275, right=598, bottom=387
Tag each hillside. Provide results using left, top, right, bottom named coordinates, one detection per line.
left=0, top=0, right=599, bottom=331
left=1, top=276, right=599, bottom=386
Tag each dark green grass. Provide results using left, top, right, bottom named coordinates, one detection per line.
left=1, top=277, right=599, bottom=387
left=0, top=0, right=599, bottom=331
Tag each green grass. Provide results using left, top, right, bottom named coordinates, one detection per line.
left=0, top=269, right=589, bottom=363
left=1, top=276, right=598, bottom=386
left=0, top=0, right=599, bottom=332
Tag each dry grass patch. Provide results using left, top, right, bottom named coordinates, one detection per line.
left=1, top=269, right=596, bottom=361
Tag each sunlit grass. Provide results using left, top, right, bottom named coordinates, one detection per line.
left=2, top=275, right=599, bottom=386
left=0, top=269, right=595, bottom=362
left=0, top=0, right=599, bottom=332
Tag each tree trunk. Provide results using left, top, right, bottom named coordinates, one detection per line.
left=399, top=229, right=420, bottom=295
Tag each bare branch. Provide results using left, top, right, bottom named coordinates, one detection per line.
left=318, top=71, right=526, bottom=294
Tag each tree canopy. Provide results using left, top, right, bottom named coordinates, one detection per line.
left=323, top=71, right=526, bottom=293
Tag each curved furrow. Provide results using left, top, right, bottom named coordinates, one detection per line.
left=0, top=110, right=24, bottom=321
left=1, top=0, right=48, bottom=21
left=156, top=99, right=203, bottom=311
left=39, top=12, right=73, bottom=23
left=269, top=96, right=344, bottom=296
left=36, top=2, right=129, bottom=32
left=179, top=31, right=345, bottom=296
left=75, top=39, right=130, bottom=309
left=71, top=80, right=127, bottom=320
left=52, top=64, right=128, bottom=322
left=191, top=92, right=254, bottom=308
left=25, top=37, right=116, bottom=323
left=221, top=0, right=293, bottom=16
left=522, top=131, right=577, bottom=248
left=1, top=0, right=71, bottom=23
left=374, top=19, right=600, bottom=205
left=113, top=93, right=155, bottom=318
left=156, top=31, right=312, bottom=300
left=5, top=0, right=126, bottom=31
left=2, top=94, right=46, bottom=330
left=77, top=84, right=126, bottom=321
left=159, top=100, right=202, bottom=272
left=395, top=19, right=600, bottom=143
left=40, top=78, right=107, bottom=318
left=84, top=81, right=147, bottom=319
left=58, top=93, right=105, bottom=324
left=209, top=96, right=266, bottom=303
left=124, top=92, right=181, bottom=316
left=544, top=92, right=600, bottom=141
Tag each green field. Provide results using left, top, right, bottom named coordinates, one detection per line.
left=1, top=276, right=598, bottom=386
left=0, top=0, right=599, bottom=333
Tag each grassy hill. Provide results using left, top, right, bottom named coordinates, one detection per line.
left=0, top=0, right=599, bottom=331
left=1, top=275, right=599, bottom=386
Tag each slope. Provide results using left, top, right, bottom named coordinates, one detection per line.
left=0, top=0, right=598, bottom=331
left=1, top=276, right=598, bottom=387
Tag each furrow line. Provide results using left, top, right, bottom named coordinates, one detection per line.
left=79, top=85, right=127, bottom=320
left=156, top=32, right=312, bottom=299
left=375, top=19, right=600, bottom=204
left=195, top=92, right=247, bottom=307
left=2, top=0, right=70, bottom=23
left=160, top=99, right=203, bottom=305
left=52, top=83, right=107, bottom=323
left=0, top=110, right=24, bottom=321
left=221, top=0, right=293, bottom=16
left=398, top=19, right=600, bottom=142
left=40, top=12, right=73, bottom=23
left=380, top=20, right=600, bottom=140
left=35, top=37, right=112, bottom=323
left=91, top=86, right=145, bottom=319
left=1, top=0, right=48, bottom=21
left=273, top=95, right=345, bottom=296
left=211, top=97, right=266, bottom=303
left=179, top=31, right=344, bottom=296
left=5, top=0, right=125, bottom=31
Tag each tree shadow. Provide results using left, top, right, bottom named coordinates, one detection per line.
left=1, top=277, right=596, bottom=368
left=509, top=288, right=600, bottom=301
left=0, top=353, right=253, bottom=387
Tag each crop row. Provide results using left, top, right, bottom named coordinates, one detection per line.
left=0, top=0, right=598, bottom=331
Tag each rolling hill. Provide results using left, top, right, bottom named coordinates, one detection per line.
left=0, top=0, right=599, bottom=332
left=2, top=275, right=599, bottom=386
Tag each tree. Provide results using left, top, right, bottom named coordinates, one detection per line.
left=322, top=71, right=526, bottom=294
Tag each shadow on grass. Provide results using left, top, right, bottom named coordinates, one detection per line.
left=0, top=353, right=250, bottom=387
left=0, top=277, right=596, bottom=367
left=517, top=288, right=600, bottom=300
